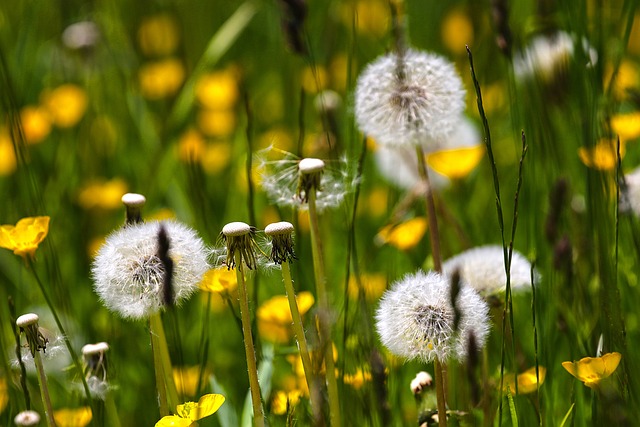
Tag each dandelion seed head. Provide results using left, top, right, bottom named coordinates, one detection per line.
left=355, top=49, right=466, bottom=147
left=442, top=245, right=538, bottom=296
left=14, top=410, right=41, bottom=426
left=410, top=371, right=433, bottom=395
left=92, top=220, right=209, bottom=320
left=375, top=270, right=489, bottom=363
left=621, top=166, right=640, bottom=216
left=62, top=21, right=100, bottom=51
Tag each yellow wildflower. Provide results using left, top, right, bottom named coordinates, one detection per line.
left=345, top=1, right=389, bottom=38
left=139, top=58, right=185, bottom=100
left=504, top=366, right=546, bottom=394
left=0, top=130, right=17, bottom=175
left=138, top=14, right=180, bottom=57
left=156, top=394, right=225, bottom=427
left=606, top=61, right=638, bottom=99
left=197, top=109, right=236, bottom=137
left=376, top=217, right=428, bottom=251
left=362, top=188, right=388, bottom=218
left=0, top=216, right=50, bottom=259
left=347, top=273, right=387, bottom=301
left=20, top=106, right=52, bottom=144
left=148, top=209, right=176, bottom=222
left=426, top=144, right=484, bottom=179
left=271, top=389, right=302, bottom=415
left=196, top=70, right=239, bottom=110
left=177, top=129, right=206, bottom=163
left=258, top=292, right=314, bottom=343
left=562, top=352, right=622, bottom=389
left=53, top=407, right=92, bottom=427
left=77, top=178, right=128, bottom=210
left=611, top=112, right=640, bottom=142
left=301, top=66, right=328, bottom=93
left=441, top=9, right=474, bottom=55
left=174, top=366, right=208, bottom=398
left=0, top=376, right=7, bottom=414
left=343, top=368, right=372, bottom=390
left=578, top=139, right=625, bottom=171
left=41, top=84, right=88, bottom=128
left=201, top=142, right=232, bottom=175
left=199, top=267, right=238, bottom=293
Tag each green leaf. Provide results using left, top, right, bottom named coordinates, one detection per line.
left=506, top=385, right=519, bottom=427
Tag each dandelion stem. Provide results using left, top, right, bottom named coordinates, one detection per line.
left=308, top=188, right=341, bottom=427
left=234, top=254, right=265, bottom=427
left=150, top=318, right=169, bottom=416
left=434, top=359, right=448, bottom=427
left=33, top=351, right=56, bottom=427
left=415, top=144, right=442, bottom=272
left=149, top=313, right=180, bottom=414
left=104, top=390, right=122, bottom=427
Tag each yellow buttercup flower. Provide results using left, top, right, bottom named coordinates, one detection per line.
left=343, top=1, right=389, bottom=38
left=301, top=66, right=328, bottom=93
left=174, top=366, right=208, bottom=398
left=347, top=273, right=386, bottom=301
left=271, top=389, right=302, bottom=415
left=376, top=217, right=428, bottom=251
left=0, top=376, right=7, bottom=414
left=562, top=352, right=622, bottom=389
left=20, top=106, right=52, bottom=144
left=606, top=61, right=638, bottom=99
left=197, top=109, right=236, bottom=137
left=199, top=267, right=238, bottom=294
left=611, top=112, right=640, bottom=142
left=0, top=130, right=17, bottom=176
left=578, top=139, right=625, bottom=171
left=504, top=366, right=546, bottom=394
left=343, top=368, right=372, bottom=390
left=441, top=9, right=474, bottom=55
left=258, top=292, right=314, bottom=343
left=53, top=407, right=92, bottom=427
left=0, top=216, right=50, bottom=259
left=426, top=144, right=484, bottom=179
left=156, top=394, right=225, bottom=427
left=138, top=14, right=180, bottom=57
left=41, top=84, right=88, bottom=128
left=77, top=178, right=128, bottom=210
left=139, top=58, right=185, bottom=100
left=177, top=129, right=206, bottom=163
left=201, top=141, right=232, bottom=175
left=196, top=70, right=239, bottom=110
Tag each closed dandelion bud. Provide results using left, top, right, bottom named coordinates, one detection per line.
left=92, top=221, right=209, bottom=320
left=375, top=270, right=489, bottom=363
left=14, top=410, right=41, bottom=426
left=410, top=371, right=433, bottom=395
left=121, top=193, right=146, bottom=224
left=355, top=49, right=466, bottom=148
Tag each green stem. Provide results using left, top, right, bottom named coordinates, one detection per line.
left=34, top=351, right=56, bottom=427
left=149, top=317, right=169, bottom=416
left=308, top=188, right=341, bottom=427
left=235, top=256, right=265, bottom=427
left=434, top=359, right=448, bottom=427
left=415, top=144, right=442, bottom=272
left=104, top=391, right=122, bottom=427
left=149, top=313, right=180, bottom=413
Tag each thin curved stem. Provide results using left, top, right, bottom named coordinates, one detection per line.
left=34, top=351, right=56, bottom=427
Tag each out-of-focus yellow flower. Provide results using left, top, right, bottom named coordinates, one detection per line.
left=196, top=70, right=238, bottom=110
left=41, top=84, right=88, bottom=128
left=426, top=144, right=484, bottom=179
left=258, top=128, right=294, bottom=151
left=87, top=236, right=105, bottom=259
left=197, top=109, right=236, bottom=137
left=53, top=407, right=92, bottom=427
left=0, top=216, right=50, bottom=259
left=330, top=54, right=350, bottom=92
left=271, top=389, right=302, bottom=415
left=258, top=292, right=314, bottom=343
left=200, top=267, right=238, bottom=293
left=364, top=188, right=388, bottom=218
left=20, top=106, right=52, bottom=144
left=578, top=139, right=625, bottom=170
left=441, top=9, right=474, bottom=54
left=344, top=1, right=389, bottom=37
left=562, top=352, right=622, bottom=389
left=611, top=112, right=640, bottom=142
left=0, top=376, right=7, bottom=414
left=343, top=368, right=372, bottom=390
left=347, top=273, right=387, bottom=301
left=629, top=13, right=640, bottom=55
left=148, top=209, right=176, bottom=222
left=0, top=130, right=17, bottom=176
left=139, top=58, right=185, bottom=100
left=606, top=61, right=638, bottom=99
left=177, top=129, right=206, bottom=163
left=504, top=366, right=546, bottom=394
left=156, top=394, right=225, bottom=427
left=138, top=14, right=180, bottom=57
left=376, top=217, right=428, bottom=251
left=77, top=178, right=128, bottom=210
left=476, top=83, right=505, bottom=115
left=301, top=66, right=328, bottom=93
left=201, top=141, right=232, bottom=175
left=174, top=366, right=208, bottom=398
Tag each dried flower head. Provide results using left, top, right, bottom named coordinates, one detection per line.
left=264, top=221, right=296, bottom=264
left=221, top=222, right=259, bottom=270
left=375, top=270, right=489, bottom=363
left=355, top=49, right=466, bottom=147
left=121, top=193, right=146, bottom=224
left=442, top=245, right=538, bottom=296
left=92, top=221, right=209, bottom=319
left=256, top=147, right=354, bottom=211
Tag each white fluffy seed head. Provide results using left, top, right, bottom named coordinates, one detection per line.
left=62, top=21, right=100, bottom=50
left=222, top=221, right=252, bottom=237
left=298, top=158, right=325, bottom=174
left=14, top=410, right=41, bottom=426
left=442, top=245, right=538, bottom=296
left=355, top=49, right=466, bottom=148
left=16, top=313, right=39, bottom=328
left=410, top=371, right=433, bottom=395
left=264, top=221, right=294, bottom=236
left=92, top=221, right=209, bottom=320
left=121, top=193, right=146, bottom=207
left=82, top=342, right=109, bottom=356
left=375, top=270, right=489, bottom=364
left=621, top=166, right=640, bottom=216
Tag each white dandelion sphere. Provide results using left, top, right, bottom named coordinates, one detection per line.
left=442, top=245, right=538, bottom=296
left=355, top=49, right=466, bottom=147
left=92, top=221, right=210, bottom=320
left=375, top=270, right=489, bottom=363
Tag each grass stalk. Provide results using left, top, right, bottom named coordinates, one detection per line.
left=234, top=254, right=265, bottom=427
left=415, top=144, right=442, bottom=272
left=149, top=312, right=180, bottom=414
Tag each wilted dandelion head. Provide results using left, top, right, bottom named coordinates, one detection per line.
left=375, top=270, right=489, bottom=364
left=355, top=49, right=466, bottom=147
left=256, top=147, right=354, bottom=211
left=442, top=245, right=538, bottom=296
left=92, top=220, right=209, bottom=320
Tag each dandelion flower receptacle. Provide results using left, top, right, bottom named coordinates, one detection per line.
left=92, top=220, right=209, bottom=320
left=355, top=49, right=466, bottom=147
